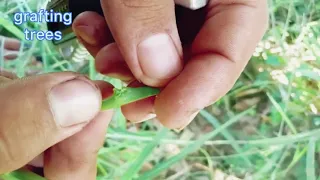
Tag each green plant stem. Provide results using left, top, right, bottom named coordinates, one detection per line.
left=101, top=87, right=160, bottom=110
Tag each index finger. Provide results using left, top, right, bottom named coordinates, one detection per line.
left=155, top=0, right=269, bottom=129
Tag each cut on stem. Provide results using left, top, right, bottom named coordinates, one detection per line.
left=101, top=87, right=160, bottom=110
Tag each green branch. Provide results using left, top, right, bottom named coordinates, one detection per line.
left=101, top=87, right=160, bottom=110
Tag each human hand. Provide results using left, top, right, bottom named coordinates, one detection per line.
left=0, top=71, right=114, bottom=179
left=72, top=0, right=269, bottom=130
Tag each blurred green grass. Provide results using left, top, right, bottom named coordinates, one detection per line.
left=0, top=0, right=320, bottom=179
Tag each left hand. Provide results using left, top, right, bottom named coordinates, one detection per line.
left=0, top=70, right=114, bottom=179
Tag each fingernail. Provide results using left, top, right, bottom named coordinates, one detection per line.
left=134, top=113, right=157, bottom=124
left=28, top=154, right=44, bottom=167
left=49, top=77, right=101, bottom=127
left=175, top=110, right=200, bottom=131
left=75, top=26, right=97, bottom=45
left=138, top=33, right=182, bottom=80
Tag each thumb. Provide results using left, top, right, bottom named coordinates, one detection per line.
left=0, top=72, right=101, bottom=173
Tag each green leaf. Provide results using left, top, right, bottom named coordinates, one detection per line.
left=137, top=108, right=254, bottom=179
left=0, top=17, right=25, bottom=40
left=199, top=110, right=253, bottom=167
left=296, top=64, right=320, bottom=81
left=122, top=128, right=169, bottom=180
left=112, top=109, right=127, bottom=129
left=267, top=92, right=297, bottom=134
left=101, top=87, right=160, bottom=110
left=296, top=70, right=320, bottom=81
left=306, top=138, right=316, bottom=180
left=265, top=55, right=285, bottom=67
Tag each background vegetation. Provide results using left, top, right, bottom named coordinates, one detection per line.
left=0, top=0, right=320, bottom=179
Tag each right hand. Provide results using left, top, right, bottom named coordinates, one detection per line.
left=72, top=0, right=268, bottom=130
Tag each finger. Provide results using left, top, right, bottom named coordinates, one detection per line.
left=28, top=154, right=44, bottom=168
left=101, top=0, right=183, bottom=87
left=3, top=50, right=19, bottom=60
left=95, top=43, right=134, bottom=82
left=72, top=11, right=113, bottom=57
left=73, top=13, right=133, bottom=81
left=44, top=83, right=114, bottom=179
left=27, top=81, right=114, bottom=168
left=0, top=69, right=18, bottom=79
left=121, top=81, right=156, bottom=123
left=0, top=72, right=102, bottom=173
left=0, top=36, right=21, bottom=50
left=94, top=80, right=115, bottom=99
left=44, top=110, right=113, bottom=179
left=155, top=1, right=269, bottom=129
left=0, top=76, right=11, bottom=83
